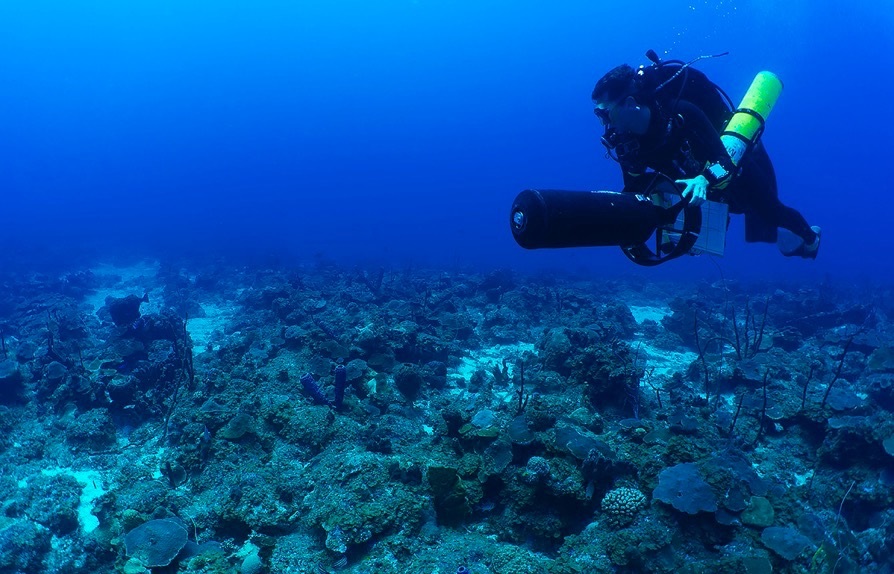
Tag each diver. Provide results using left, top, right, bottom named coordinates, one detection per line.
left=591, top=58, right=821, bottom=259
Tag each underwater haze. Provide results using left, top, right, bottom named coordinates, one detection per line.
left=1, top=0, right=891, bottom=280
left=4, top=2, right=894, bottom=574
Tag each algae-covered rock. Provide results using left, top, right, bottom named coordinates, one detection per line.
left=219, top=412, right=255, bottom=440
left=471, top=409, right=496, bottom=428
left=742, top=556, right=773, bottom=574
left=883, top=435, right=894, bottom=457
left=475, top=426, right=501, bottom=439
left=123, top=518, right=189, bottom=568
left=0, top=519, right=52, bottom=571
left=760, top=526, right=812, bottom=560
left=394, top=363, right=425, bottom=398
left=303, top=452, right=428, bottom=551
left=653, top=463, right=717, bottom=514
left=65, top=408, right=117, bottom=450
left=25, top=473, right=81, bottom=536
left=427, top=465, right=470, bottom=525
left=741, top=496, right=775, bottom=527
left=508, top=415, right=536, bottom=444
left=554, top=423, right=613, bottom=460
left=45, top=361, right=68, bottom=382
left=868, top=346, right=894, bottom=372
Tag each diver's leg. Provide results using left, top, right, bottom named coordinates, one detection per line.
left=740, top=147, right=818, bottom=245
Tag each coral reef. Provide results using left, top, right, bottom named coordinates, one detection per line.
left=601, top=486, right=647, bottom=527
left=0, top=261, right=891, bottom=573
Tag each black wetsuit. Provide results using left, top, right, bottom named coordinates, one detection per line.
left=618, top=99, right=816, bottom=244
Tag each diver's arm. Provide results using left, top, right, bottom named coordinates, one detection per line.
left=675, top=100, right=736, bottom=189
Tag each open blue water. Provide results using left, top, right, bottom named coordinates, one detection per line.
left=1, top=0, right=890, bottom=282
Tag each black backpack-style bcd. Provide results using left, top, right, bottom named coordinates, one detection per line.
left=635, top=51, right=734, bottom=131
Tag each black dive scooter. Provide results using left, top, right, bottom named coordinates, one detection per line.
left=509, top=172, right=724, bottom=266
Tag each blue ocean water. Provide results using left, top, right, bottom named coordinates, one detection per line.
left=1, top=3, right=893, bottom=573
left=1, top=0, right=890, bottom=280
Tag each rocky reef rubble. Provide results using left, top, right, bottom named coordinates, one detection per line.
left=0, top=262, right=892, bottom=573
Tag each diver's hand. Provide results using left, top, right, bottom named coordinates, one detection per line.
left=675, top=175, right=709, bottom=207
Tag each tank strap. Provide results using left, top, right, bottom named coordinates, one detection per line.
left=722, top=108, right=766, bottom=149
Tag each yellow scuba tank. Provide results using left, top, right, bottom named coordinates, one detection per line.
left=721, top=71, right=783, bottom=166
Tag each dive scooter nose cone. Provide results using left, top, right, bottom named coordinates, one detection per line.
left=510, top=190, right=548, bottom=249
left=511, top=208, right=527, bottom=232
left=509, top=189, right=661, bottom=250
